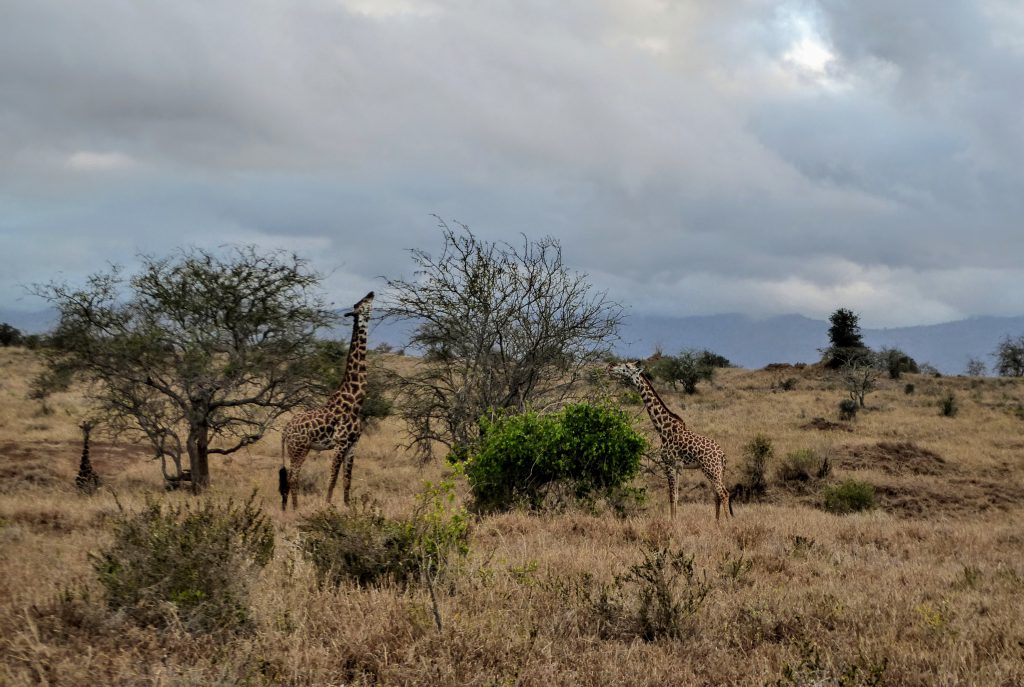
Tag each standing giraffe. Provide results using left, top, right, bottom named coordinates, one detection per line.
left=75, top=420, right=101, bottom=495
left=279, top=291, right=374, bottom=510
left=608, top=360, right=733, bottom=521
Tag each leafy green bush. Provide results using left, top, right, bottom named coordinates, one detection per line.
left=464, top=402, right=646, bottom=511
left=299, top=473, right=470, bottom=588
left=92, top=494, right=273, bottom=633
left=838, top=398, right=859, bottom=421
left=821, top=480, right=876, bottom=514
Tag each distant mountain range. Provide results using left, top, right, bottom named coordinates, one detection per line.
left=615, top=313, right=1024, bottom=374
left=4, top=307, right=1022, bottom=375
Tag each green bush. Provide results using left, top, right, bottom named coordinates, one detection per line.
left=838, top=398, right=859, bottom=421
left=776, top=448, right=830, bottom=483
left=92, top=494, right=273, bottom=633
left=904, top=383, right=915, bottom=395
left=464, top=402, right=646, bottom=511
left=299, top=505, right=418, bottom=588
left=299, top=474, right=470, bottom=588
left=821, top=480, right=876, bottom=514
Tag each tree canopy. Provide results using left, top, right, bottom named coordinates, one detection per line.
left=383, top=219, right=623, bottom=460
left=33, top=246, right=339, bottom=490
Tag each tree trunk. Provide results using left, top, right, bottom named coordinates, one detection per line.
left=187, top=421, right=211, bottom=493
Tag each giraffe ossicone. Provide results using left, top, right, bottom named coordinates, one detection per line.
left=608, top=359, right=733, bottom=521
left=279, top=291, right=374, bottom=510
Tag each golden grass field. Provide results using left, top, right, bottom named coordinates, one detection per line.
left=1, top=345, right=1023, bottom=686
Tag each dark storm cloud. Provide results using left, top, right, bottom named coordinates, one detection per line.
left=1, top=0, right=1021, bottom=325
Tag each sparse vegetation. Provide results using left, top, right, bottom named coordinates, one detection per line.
left=736, top=434, right=773, bottom=500
left=3, top=346, right=1024, bottom=686
left=92, top=494, right=274, bottom=633
left=939, top=392, right=959, bottom=417
left=776, top=448, right=831, bottom=483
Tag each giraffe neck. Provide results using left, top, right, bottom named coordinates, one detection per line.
left=81, top=426, right=92, bottom=467
left=632, top=373, right=685, bottom=435
left=328, top=313, right=369, bottom=413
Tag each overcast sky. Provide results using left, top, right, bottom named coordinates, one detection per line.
left=2, top=0, right=1022, bottom=327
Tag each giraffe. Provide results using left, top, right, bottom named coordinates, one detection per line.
left=75, top=420, right=101, bottom=495
left=279, top=291, right=374, bottom=510
left=608, top=360, right=733, bottom=521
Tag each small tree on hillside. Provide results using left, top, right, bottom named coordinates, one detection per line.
left=33, top=247, right=338, bottom=491
left=383, top=219, right=623, bottom=460
left=648, top=349, right=715, bottom=394
left=840, top=354, right=880, bottom=408
left=993, top=335, right=1024, bottom=377
left=878, top=346, right=919, bottom=379
left=823, top=308, right=870, bottom=369
left=964, top=357, right=987, bottom=377
left=0, top=323, right=24, bottom=347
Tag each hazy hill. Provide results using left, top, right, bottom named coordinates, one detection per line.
left=5, top=307, right=1022, bottom=374
left=617, top=313, right=1024, bottom=374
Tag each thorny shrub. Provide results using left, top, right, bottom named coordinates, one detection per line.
left=592, top=544, right=711, bottom=641
left=299, top=471, right=470, bottom=589
left=92, top=493, right=274, bottom=634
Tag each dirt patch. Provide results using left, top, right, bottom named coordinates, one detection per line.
left=873, top=476, right=1024, bottom=519
left=838, top=441, right=948, bottom=476
left=801, top=417, right=853, bottom=432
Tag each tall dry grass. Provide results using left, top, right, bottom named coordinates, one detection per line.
left=1, top=348, right=1022, bottom=685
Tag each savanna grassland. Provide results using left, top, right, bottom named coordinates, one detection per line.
left=1, top=345, right=1023, bottom=686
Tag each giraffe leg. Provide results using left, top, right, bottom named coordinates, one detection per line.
left=666, top=468, right=677, bottom=520
left=287, top=447, right=310, bottom=511
left=342, top=446, right=356, bottom=507
left=326, top=438, right=354, bottom=505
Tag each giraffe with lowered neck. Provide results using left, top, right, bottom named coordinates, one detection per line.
left=279, top=291, right=374, bottom=510
left=608, top=360, right=732, bottom=521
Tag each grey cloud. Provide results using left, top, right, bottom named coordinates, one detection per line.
left=1, top=0, right=1021, bottom=328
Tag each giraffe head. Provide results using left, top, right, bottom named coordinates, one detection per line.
left=344, top=291, right=375, bottom=320
left=607, top=359, right=647, bottom=387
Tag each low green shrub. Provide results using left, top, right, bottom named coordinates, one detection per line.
left=838, top=399, right=859, bottom=421
left=92, top=494, right=273, bottom=633
left=821, top=480, right=876, bottom=514
left=464, top=402, right=646, bottom=511
left=939, top=392, right=959, bottom=417
left=299, top=473, right=470, bottom=589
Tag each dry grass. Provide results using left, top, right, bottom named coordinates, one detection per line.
left=1, top=347, right=1023, bottom=685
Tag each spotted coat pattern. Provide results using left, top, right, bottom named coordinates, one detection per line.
left=608, top=360, right=732, bottom=520
left=280, top=291, right=374, bottom=510
left=75, top=420, right=100, bottom=495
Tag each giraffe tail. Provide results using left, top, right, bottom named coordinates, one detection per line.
left=279, top=434, right=290, bottom=511
left=279, top=466, right=290, bottom=511
left=728, top=493, right=734, bottom=517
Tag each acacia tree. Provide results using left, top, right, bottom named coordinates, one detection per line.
left=33, top=247, right=338, bottom=491
left=383, top=219, right=623, bottom=460
left=993, top=335, right=1024, bottom=377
